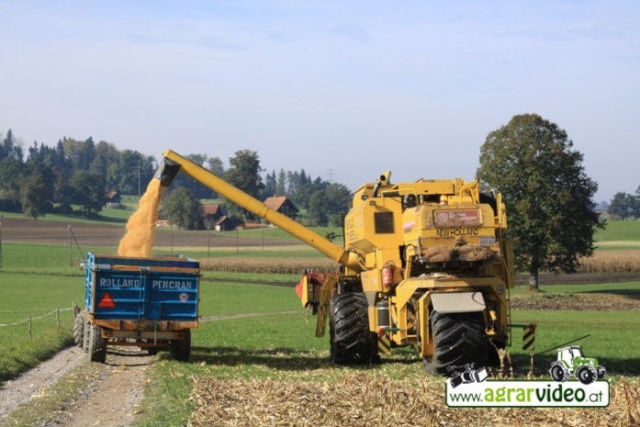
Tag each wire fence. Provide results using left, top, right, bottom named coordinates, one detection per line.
left=0, top=307, right=75, bottom=339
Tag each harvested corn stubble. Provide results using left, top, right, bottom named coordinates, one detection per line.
left=189, top=375, right=639, bottom=427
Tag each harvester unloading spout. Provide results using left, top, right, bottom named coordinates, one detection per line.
left=154, top=158, right=181, bottom=187
left=155, top=150, right=363, bottom=273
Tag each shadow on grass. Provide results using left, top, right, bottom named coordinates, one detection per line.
left=579, top=288, right=640, bottom=299
left=189, top=346, right=640, bottom=378
left=189, top=346, right=411, bottom=372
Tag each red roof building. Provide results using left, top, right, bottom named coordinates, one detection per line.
left=263, top=196, right=298, bottom=220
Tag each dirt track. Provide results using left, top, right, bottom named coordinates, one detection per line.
left=0, top=312, right=299, bottom=426
left=54, top=348, right=150, bottom=427
left=0, top=345, right=154, bottom=427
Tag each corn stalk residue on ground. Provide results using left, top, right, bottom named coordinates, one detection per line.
left=117, top=179, right=163, bottom=257
left=189, top=375, right=640, bottom=427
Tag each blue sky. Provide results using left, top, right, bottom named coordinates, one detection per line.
left=1, top=1, right=638, bottom=202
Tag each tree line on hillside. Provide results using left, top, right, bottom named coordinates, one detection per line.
left=0, top=130, right=351, bottom=226
left=161, top=149, right=352, bottom=229
left=607, top=188, right=640, bottom=219
left=0, top=130, right=156, bottom=218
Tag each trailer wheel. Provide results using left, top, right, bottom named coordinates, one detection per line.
left=73, top=312, right=85, bottom=348
left=423, top=310, right=492, bottom=375
left=329, top=293, right=378, bottom=365
left=171, top=330, right=191, bottom=362
left=87, top=324, right=107, bottom=363
left=82, top=315, right=91, bottom=353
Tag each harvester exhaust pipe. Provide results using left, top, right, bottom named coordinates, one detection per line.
left=154, top=158, right=181, bottom=187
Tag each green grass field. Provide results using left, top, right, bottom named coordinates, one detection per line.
left=0, top=272, right=82, bottom=383
left=595, top=218, right=640, bottom=249
left=1, top=218, right=639, bottom=425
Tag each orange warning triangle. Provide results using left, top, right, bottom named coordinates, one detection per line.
left=98, top=293, right=116, bottom=308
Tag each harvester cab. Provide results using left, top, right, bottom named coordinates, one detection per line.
left=155, top=150, right=517, bottom=375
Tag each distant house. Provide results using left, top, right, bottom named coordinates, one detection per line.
left=201, top=203, right=227, bottom=230
left=201, top=203, right=223, bottom=219
left=105, top=191, right=121, bottom=208
left=214, top=215, right=236, bottom=231
left=263, top=196, right=298, bottom=220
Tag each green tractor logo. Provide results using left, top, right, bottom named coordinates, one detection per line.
left=549, top=345, right=606, bottom=385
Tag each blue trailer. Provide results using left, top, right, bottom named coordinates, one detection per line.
left=74, top=252, right=200, bottom=362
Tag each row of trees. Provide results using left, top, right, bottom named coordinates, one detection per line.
left=0, top=130, right=351, bottom=226
left=161, top=149, right=352, bottom=228
left=0, top=130, right=156, bottom=218
left=608, top=189, right=640, bottom=219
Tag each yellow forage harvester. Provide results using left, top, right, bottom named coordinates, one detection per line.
left=157, top=150, right=516, bottom=374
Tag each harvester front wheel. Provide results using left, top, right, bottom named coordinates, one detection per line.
left=424, top=310, right=492, bottom=375
left=329, top=293, right=378, bottom=365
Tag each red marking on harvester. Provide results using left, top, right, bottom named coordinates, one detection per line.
left=98, top=293, right=115, bottom=308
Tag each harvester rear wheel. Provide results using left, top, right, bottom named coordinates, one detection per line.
left=87, top=324, right=107, bottom=363
left=329, top=293, right=378, bottom=365
left=424, top=310, right=493, bottom=375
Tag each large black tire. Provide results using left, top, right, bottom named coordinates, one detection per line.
left=171, top=330, right=191, bottom=362
left=329, top=293, right=378, bottom=365
left=87, top=324, right=107, bottom=363
left=73, top=312, right=85, bottom=348
left=424, top=310, right=493, bottom=375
